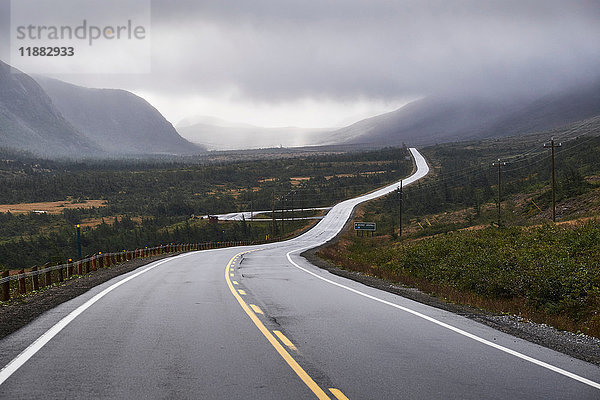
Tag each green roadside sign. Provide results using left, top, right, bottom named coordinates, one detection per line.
left=354, top=222, right=376, bottom=231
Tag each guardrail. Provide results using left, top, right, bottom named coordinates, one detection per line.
left=0, top=240, right=257, bottom=301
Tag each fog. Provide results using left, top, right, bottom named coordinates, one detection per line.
left=1, top=0, right=599, bottom=128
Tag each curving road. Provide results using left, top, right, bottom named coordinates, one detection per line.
left=1, top=148, right=599, bottom=399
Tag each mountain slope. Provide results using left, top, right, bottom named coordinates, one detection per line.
left=0, top=60, right=99, bottom=157
left=335, top=81, right=600, bottom=146
left=36, top=77, right=204, bottom=155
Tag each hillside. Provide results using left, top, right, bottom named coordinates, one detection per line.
left=36, top=77, right=204, bottom=156
left=0, top=61, right=100, bottom=157
left=335, top=81, right=600, bottom=146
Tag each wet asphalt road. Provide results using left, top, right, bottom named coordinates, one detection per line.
left=1, top=149, right=599, bottom=399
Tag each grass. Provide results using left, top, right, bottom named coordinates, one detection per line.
left=319, top=219, right=600, bottom=337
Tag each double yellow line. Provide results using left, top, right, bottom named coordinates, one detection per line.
left=225, top=251, right=349, bottom=400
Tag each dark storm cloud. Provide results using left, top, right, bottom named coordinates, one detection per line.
left=1, top=0, right=600, bottom=105
left=141, top=0, right=600, bottom=101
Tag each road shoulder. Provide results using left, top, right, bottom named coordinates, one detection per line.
left=0, top=254, right=181, bottom=340
left=301, top=246, right=600, bottom=366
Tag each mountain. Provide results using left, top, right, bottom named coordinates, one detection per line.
left=0, top=60, right=100, bottom=157
left=36, top=77, right=203, bottom=155
left=177, top=121, right=332, bottom=150
left=334, top=81, right=600, bottom=146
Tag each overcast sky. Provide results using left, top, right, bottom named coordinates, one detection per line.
left=1, top=0, right=600, bottom=128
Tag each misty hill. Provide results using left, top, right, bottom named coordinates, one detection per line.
left=36, top=77, right=203, bottom=156
left=177, top=120, right=332, bottom=150
left=335, top=81, right=600, bottom=146
left=0, top=60, right=99, bottom=157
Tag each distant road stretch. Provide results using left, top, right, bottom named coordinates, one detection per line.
left=1, top=148, right=599, bottom=399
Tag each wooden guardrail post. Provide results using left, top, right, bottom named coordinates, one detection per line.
left=44, top=263, right=52, bottom=287
left=18, top=269, right=26, bottom=294
left=1, top=271, right=9, bottom=301
left=32, top=267, right=40, bottom=291
left=58, top=265, right=64, bottom=283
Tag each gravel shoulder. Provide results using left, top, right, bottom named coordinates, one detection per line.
left=302, top=246, right=600, bottom=366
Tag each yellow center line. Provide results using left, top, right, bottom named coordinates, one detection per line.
left=225, top=251, right=331, bottom=400
left=250, top=304, right=264, bottom=314
left=273, top=330, right=297, bottom=351
left=329, top=388, right=350, bottom=400
left=238, top=289, right=247, bottom=295
left=233, top=280, right=239, bottom=285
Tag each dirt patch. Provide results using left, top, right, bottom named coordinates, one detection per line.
left=290, top=177, right=311, bottom=186
left=78, top=215, right=143, bottom=229
left=0, top=199, right=107, bottom=215
left=0, top=253, right=181, bottom=340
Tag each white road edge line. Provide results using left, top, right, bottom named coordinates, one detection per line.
left=0, top=252, right=197, bottom=387
left=286, top=249, right=600, bottom=390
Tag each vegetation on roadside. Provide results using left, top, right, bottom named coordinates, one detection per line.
left=320, top=221, right=600, bottom=336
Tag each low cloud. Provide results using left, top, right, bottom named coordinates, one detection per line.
left=1, top=0, right=599, bottom=125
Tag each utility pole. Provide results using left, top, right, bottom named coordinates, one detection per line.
left=492, top=159, right=507, bottom=226
left=76, top=224, right=82, bottom=259
left=291, top=191, right=295, bottom=222
left=250, top=188, right=253, bottom=222
left=544, top=138, right=562, bottom=222
left=280, top=195, right=285, bottom=238
left=398, top=180, right=403, bottom=237
left=271, top=190, right=275, bottom=238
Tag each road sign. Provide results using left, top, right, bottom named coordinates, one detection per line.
left=354, top=222, right=376, bottom=231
